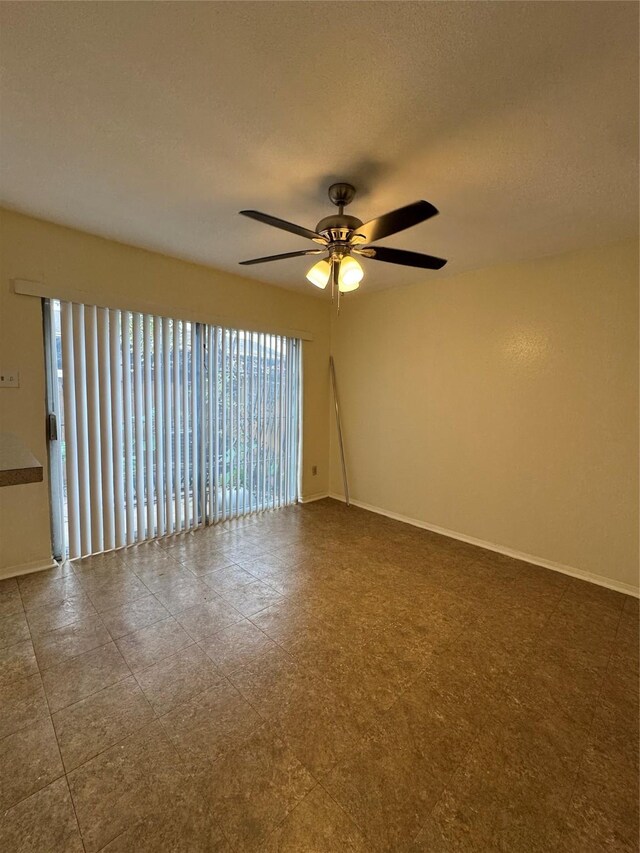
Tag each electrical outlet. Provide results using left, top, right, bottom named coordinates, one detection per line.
left=0, top=369, right=19, bottom=388
left=312, top=465, right=318, bottom=476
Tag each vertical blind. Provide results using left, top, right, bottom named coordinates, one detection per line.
left=49, top=300, right=302, bottom=559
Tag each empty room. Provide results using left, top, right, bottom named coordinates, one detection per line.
left=0, top=2, right=638, bottom=851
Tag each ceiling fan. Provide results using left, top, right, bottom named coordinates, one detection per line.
left=239, top=182, right=447, bottom=300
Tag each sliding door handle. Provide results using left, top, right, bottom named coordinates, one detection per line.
left=47, top=412, right=58, bottom=441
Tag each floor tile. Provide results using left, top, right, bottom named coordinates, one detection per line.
left=601, top=646, right=639, bottom=707
left=160, top=535, right=217, bottom=563
left=563, top=578, right=627, bottom=613
left=0, top=777, right=84, bottom=853
left=322, top=723, right=448, bottom=851
left=260, top=784, right=369, bottom=852
left=0, top=609, right=30, bottom=650
left=175, top=596, right=243, bottom=641
left=0, top=672, right=49, bottom=738
left=0, top=501, right=637, bottom=851
left=121, top=543, right=177, bottom=572
left=227, top=643, right=307, bottom=719
left=270, top=679, right=377, bottom=779
left=115, top=616, right=193, bottom=672
left=160, top=677, right=263, bottom=767
left=238, top=554, right=294, bottom=578
left=32, top=614, right=111, bottom=670
left=559, top=743, right=639, bottom=852
left=412, top=702, right=585, bottom=853
left=0, top=638, right=38, bottom=686
left=372, top=681, right=478, bottom=779
left=249, top=598, right=319, bottom=648
left=71, top=551, right=128, bottom=577
left=83, top=571, right=151, bottom=612
left=0, top=716, right=63, bottom=812
left=131, top=562, right=198, bottom=591
left=199, top=617, right=280, bottom=675
left=0, top=578, right=23, bottom=618
left=18, top=574, right=85, bottom=612
left=216, top=541, right=268, bottom=563
left=0, top=576, right=19, bottom=594
left=52, top=675, right=155, bottom=770
left=67, top=721, right=186, bottom=853
left=183, top=552, right=239, bottom=577
left=13, top=562, right=74, bottom=584
left=218, top=578, right=284, bottom=617
left=201, top=563, right=263, bottom=595
left=25, top=592, right=97, bottom=637
left=99, top=593, right=170, bottom=639
left=134, top=643, right=223, bottom=715
left=99, top=787, right=234, bottom=852
left=74, top=560, right=139, bottom=588
left=616, top=609, right=640, bottom=652
left=75, top=555, right=151, bottom=595
left=194, top=722, right=315, bottom=851
left=42, top=641, right=131, bottom=712
left=589, top=694, right=639, bottom=773
left=153, top=576, right=216, bottom=615
left=250, top=566, right=308, bottom=597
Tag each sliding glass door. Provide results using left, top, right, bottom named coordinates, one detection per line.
left=45, top=299, right=302, bottom=559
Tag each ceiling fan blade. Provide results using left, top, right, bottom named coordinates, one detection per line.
left=240, top=210, right=325, bottom=242
left=354, top=201, right=439, bottom=244
left=365, top=246, right=447, bottom=270
left=239, top=249, right=323, bottom=265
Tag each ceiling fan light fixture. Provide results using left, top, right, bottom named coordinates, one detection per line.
left=306, top=258, right=331, bottom=289
left=338, top=256, right=363, bottom=292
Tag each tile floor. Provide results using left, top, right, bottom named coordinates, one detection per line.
left=0, top=498, right=637, bottom=852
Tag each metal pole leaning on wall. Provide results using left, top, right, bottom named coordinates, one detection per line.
left=329, top=356, right=350, bottom=507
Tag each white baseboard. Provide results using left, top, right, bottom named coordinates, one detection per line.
left=0, top=557, right=58, bottom=581
left=298, top=492, right=330, bottom=504
left=329, top=493, right=639, bottom=598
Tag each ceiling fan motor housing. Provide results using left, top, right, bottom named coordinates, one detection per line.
left=315, top=213, right=363, bottom=253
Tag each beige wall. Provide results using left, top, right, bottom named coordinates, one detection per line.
left=0, top=209, right=330, bottom=574
left=330, top=239, right=639, bottom=592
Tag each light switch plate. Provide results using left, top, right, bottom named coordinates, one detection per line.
left=0, top=369, right=20, bottom=387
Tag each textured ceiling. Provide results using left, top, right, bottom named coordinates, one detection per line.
left=0, top=2, right=638, bottom=295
